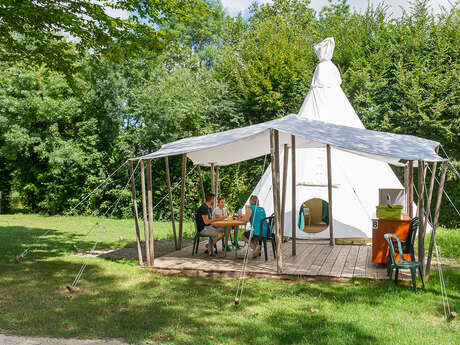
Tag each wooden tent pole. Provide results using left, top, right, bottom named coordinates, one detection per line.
left=291, top=135, right=296, bottom=256
left=178, top=153, right=187, bottom=249
left=326, top=145, right=334, bottom=246
left=197, top=165, right=205, bottom=202
left=216, top=166, right=220, bottom=200
left=417, top=160, right=426, bottom=266
left=408, top=161, right=414, bottom=218
left=146, top=159, right=155, bottom=265
left=425, top=161, right=447, bottom=279
left=424, top=147, right=439, bottom=231
left=281, top=144, right=288, bottom=236
left=140, top=160, right=151, bottom=266
left=129, top=160, right=144, bottom=266
left=165, top=157, right=178, bottom=250
left=270, top=129, right=283, bottom=273
left=210, top=162, right=215, bottom=201
left=404, top=165, right=409, bottom=213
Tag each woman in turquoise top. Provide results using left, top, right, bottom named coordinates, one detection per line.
left=239, top=195, right=269, bottom=258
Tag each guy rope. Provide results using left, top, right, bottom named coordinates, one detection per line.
left=67, top=162, right=198, bottom=292
left=15, top=160, right=129, bottom=263
left=235, top=154, right=268, bottom=306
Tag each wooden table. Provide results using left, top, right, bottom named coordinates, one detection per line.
left=213, top=218, right=247, bottom=257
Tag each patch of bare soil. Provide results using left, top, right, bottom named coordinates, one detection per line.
left=0, top=334, right=129, bottom=345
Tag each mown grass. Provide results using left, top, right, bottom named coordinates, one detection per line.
left=0, top=214, right=459, bottom=345
left=426, top=227, right=460, bottom=260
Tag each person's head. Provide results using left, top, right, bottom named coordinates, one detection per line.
left=249, top=195, right=259, bottom=206
left=218, top=197, right=225, bottom=208
left=205, top=193, right=215, bottom=205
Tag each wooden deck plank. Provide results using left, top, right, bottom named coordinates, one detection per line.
left=330, top=245, right=351, bottom=277
left=286, top=244, right=317, bottom=271
left=353, top=246, right=368, bottom=278
left=292, top=245, right=323, bottom=274
left=309, top=245, right=333, bottom=276
left=318, top=245, right=342, bottom=276
left=341, top=245, right=359, bottom=278
left=153, top=240, right=405, bottom=280
left=365, top=246, right=378, bottom=279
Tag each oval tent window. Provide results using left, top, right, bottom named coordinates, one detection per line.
left=299, top=198, right=329, bottom=233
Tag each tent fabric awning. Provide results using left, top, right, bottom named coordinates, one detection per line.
left=134, top=114, right=443, bottom=166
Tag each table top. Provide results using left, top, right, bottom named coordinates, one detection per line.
left=212, top=217, right=247, bottom=227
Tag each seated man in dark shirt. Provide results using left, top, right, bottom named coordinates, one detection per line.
left=196, top=193, right=226, bottom=254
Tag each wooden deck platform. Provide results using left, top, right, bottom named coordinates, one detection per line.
left=153, top=240, right=397, bottom=280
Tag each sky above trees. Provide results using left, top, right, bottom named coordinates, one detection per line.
left=221, top=0, right=456, bottom=17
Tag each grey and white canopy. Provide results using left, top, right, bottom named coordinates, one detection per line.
left=135, top=114, right=442, bottom=167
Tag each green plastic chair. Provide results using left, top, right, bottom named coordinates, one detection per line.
left=384, top=233, right=425, bottom=293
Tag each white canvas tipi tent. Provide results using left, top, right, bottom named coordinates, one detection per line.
left=250, top=37, right=404, bottom=239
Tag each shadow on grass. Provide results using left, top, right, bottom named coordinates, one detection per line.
left=0, top=222, right=197, bottom=264
left=0, top=226, right=108, bottom=263
left=0, top=225, right=458, bottom=344
left=0, top=258, right=381, bottom=345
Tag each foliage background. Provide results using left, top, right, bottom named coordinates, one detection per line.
left=0, top=0, right=458, bottom=227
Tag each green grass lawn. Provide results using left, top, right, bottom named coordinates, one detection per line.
left=0, top=214, right=459, bottom=345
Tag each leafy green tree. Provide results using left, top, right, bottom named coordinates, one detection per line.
left=216, top=0, right=318, bottom=123
left=0, top=65, right=101, bottom=213
left=161, top=0, right=229, bottom=69
left=0, top=0, right=200, bottom=84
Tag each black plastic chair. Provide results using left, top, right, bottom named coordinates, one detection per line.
left=257, top=215, right=276, bottom=261
left=387, top=217, right=418, bottom=275
left=192, top=216, right=215, bottom=256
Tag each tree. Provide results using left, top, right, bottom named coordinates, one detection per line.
left=0, top=0, right=200, bottom=84
left=216, top=0, right=318, bottom=123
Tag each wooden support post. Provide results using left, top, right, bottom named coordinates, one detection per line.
left=140, top=160, right=151, bottom=266
left=408, top=161, right=414, bottom=218
left=404, top=165, right=409, bottom=213
left=216, top=166, right=220, bottom=199
left=417, top=160, right=426, bottom=265
left=197, top=165, right=205, bottom=202
left=281, top=144, right=289, bottom=236
left=425, top=161, right=447, bottom=279
left=178, top=154, right=187, bottom=249
left=291, top=135, right=296, bottom=256
left=424, top=147, right=439, bottom=231
left=146, top=159, right=155, bottom=265
left=326, top=145, right=334, bottom=246
left=129, top=160, right=143, bottom=266
left=270, top=129, right=283, bottom=273
left=165, top=157, right=178, bottom=250
left=210, top=163, right=215, bottom=195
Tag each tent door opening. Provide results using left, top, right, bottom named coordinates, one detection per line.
left=299, top=198, right=329, bottom=233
